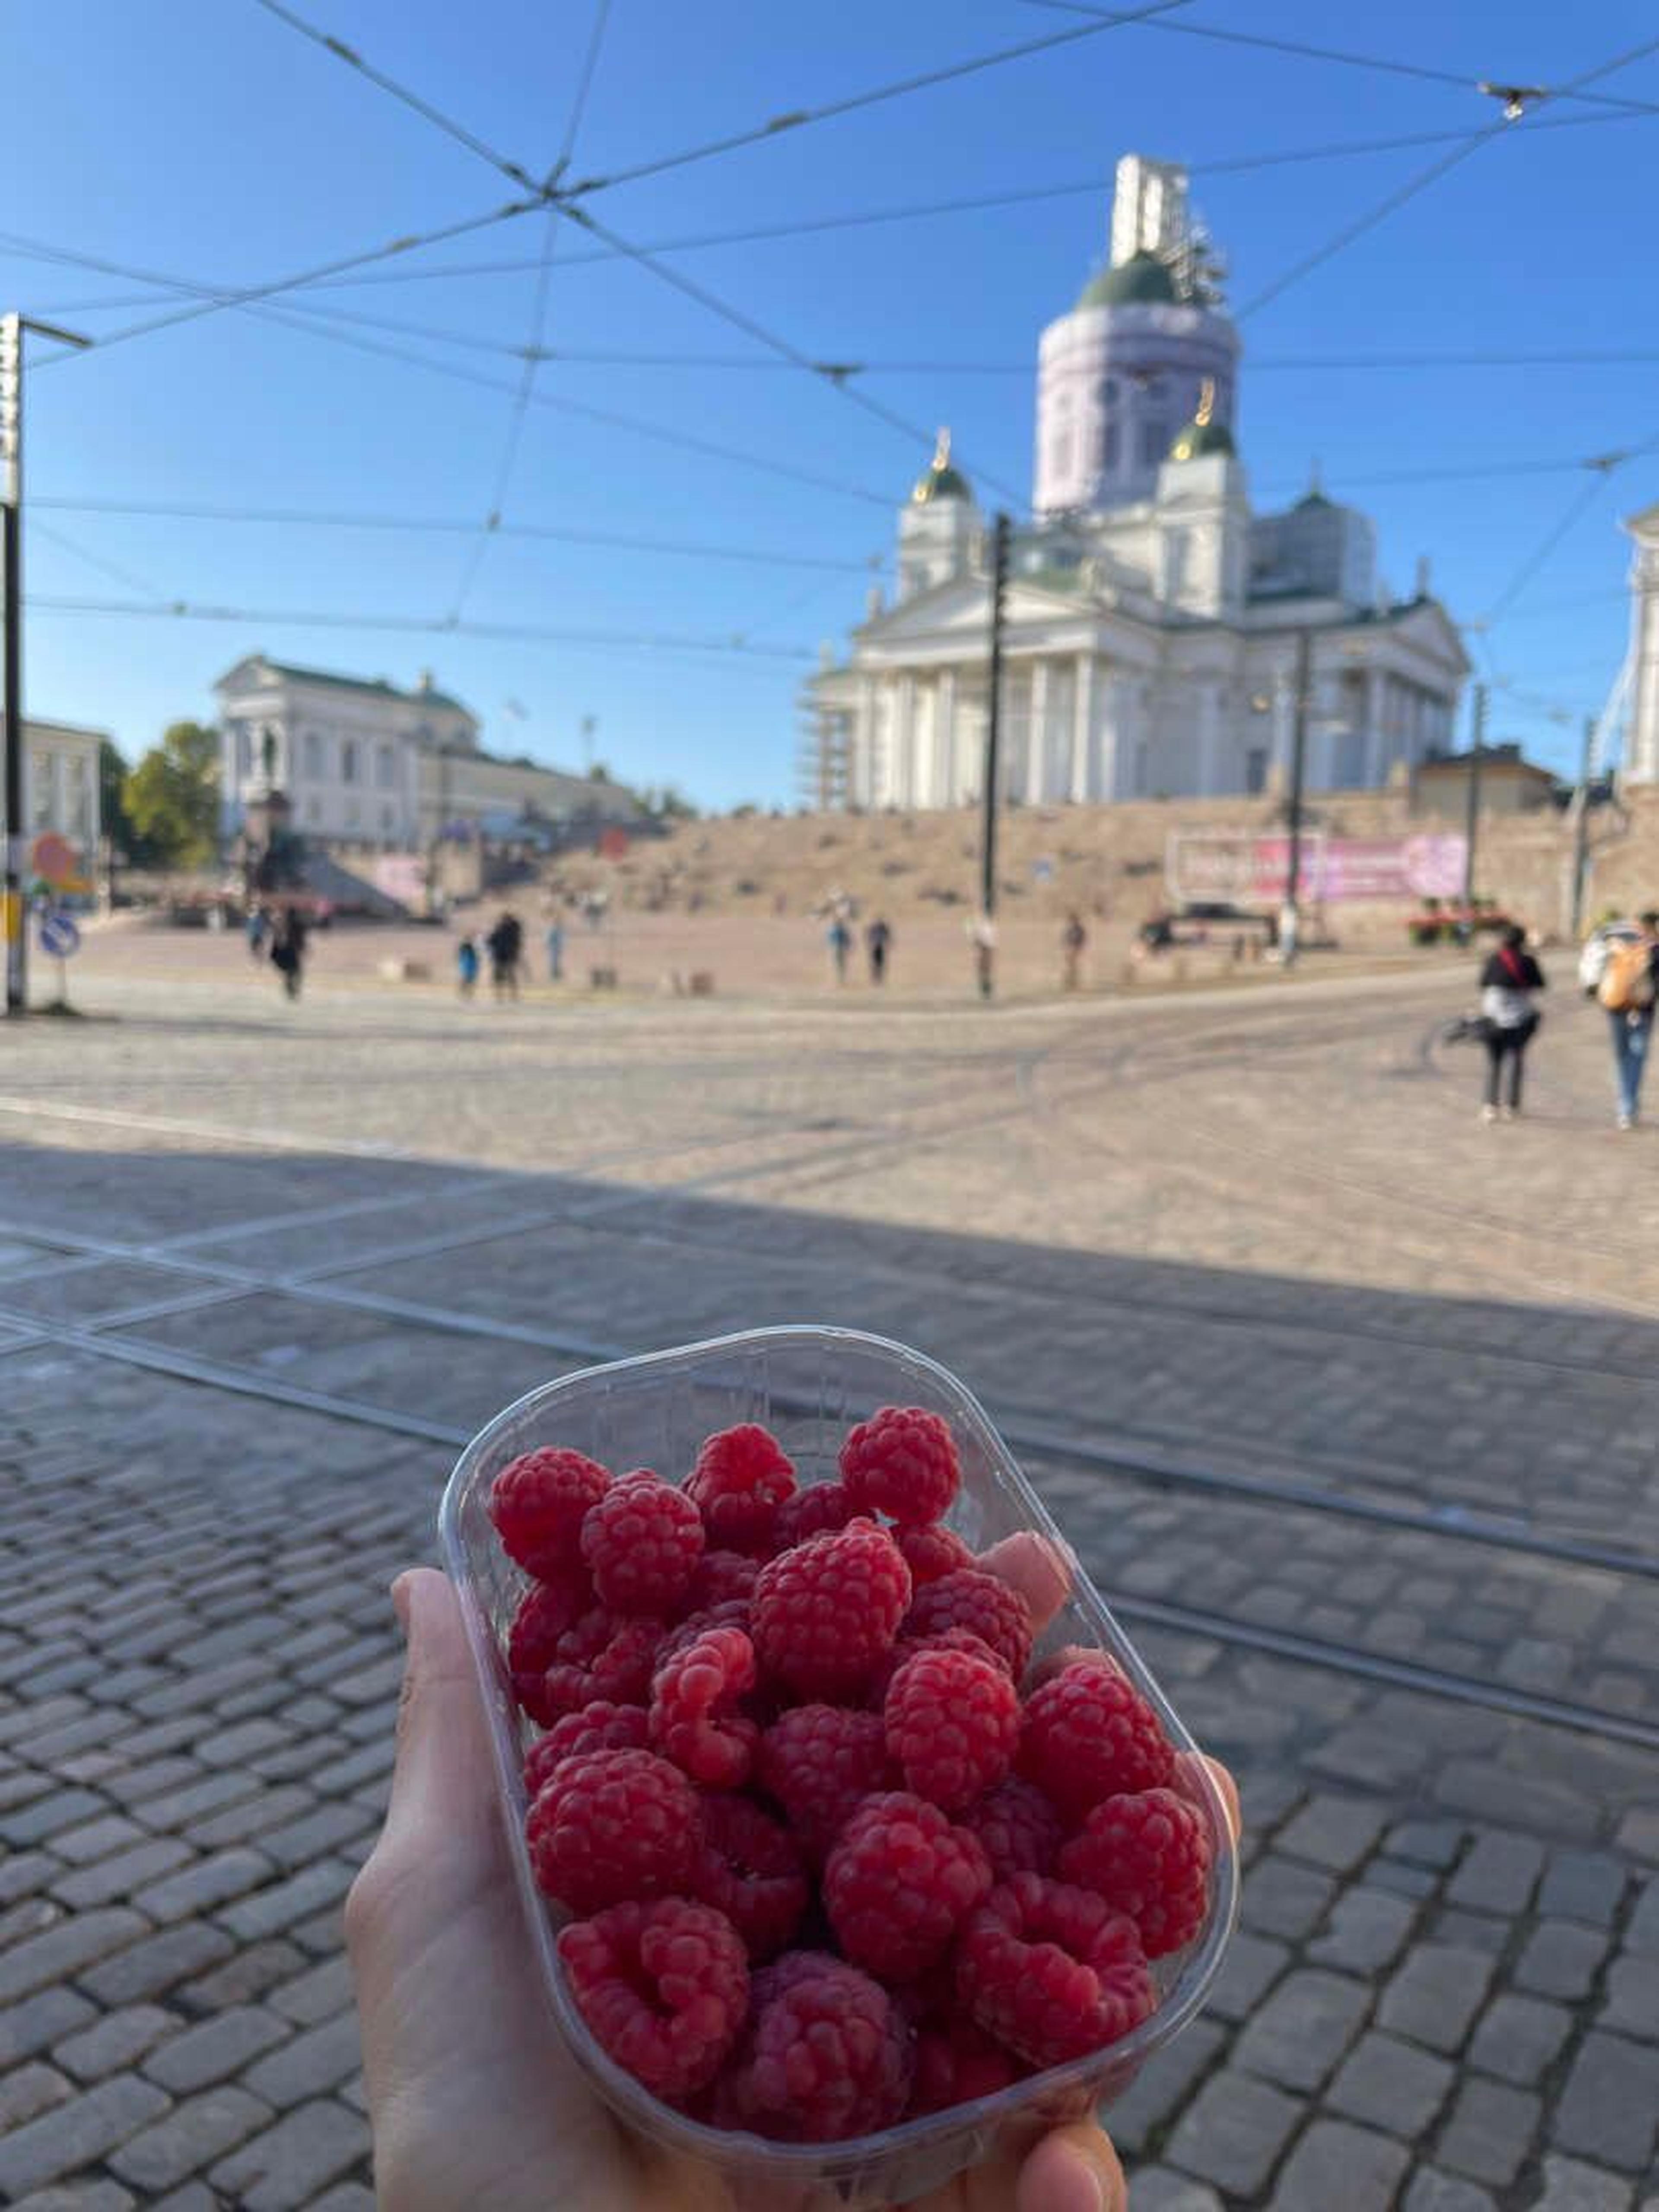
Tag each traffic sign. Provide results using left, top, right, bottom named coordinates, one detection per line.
left=29, top=831, right=77, bottom=887
left=37, top=910, right=79, bottom=959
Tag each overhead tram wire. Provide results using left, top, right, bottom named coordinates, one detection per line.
left=29, top=497, right=886, bottom=573
left=26, top=519, right=176, bottom=606
left=561, top=202, right=1028, bottom=507
left=1480, top=460, right=1634, bottom=635
left=556, top=0, right=1193, bottom=201
left=248, top=0, right=543, bottom=190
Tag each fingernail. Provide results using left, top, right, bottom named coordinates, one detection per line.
left=390, top=1572, right=415, bottom=1638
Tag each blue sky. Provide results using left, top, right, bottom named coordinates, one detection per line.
left=4, top=0, right=1656, bottom=806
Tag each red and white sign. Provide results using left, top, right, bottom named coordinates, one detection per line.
left=1167, top=831, right=1468, bottom=906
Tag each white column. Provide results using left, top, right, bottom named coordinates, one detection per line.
left=49, top=749, right=67, bottom=832
left=1071, top=655, right=1094, bottom=801
left=1195, top=685, right=1222, bottom=796
left=938, top=669, right=958, bottom=803
left=855, top=677, right=877, bottom=807
left=1027, top=661, right=1050, bottom=803
left=1630, top=528, right=1659, bottom=782
left=1098, top=675, right=1126, bottom=799
left=893, top=675, right=916, bottom=807
left=1363, top=667, right=1384, bottom=786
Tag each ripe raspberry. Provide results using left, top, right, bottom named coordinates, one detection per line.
left=649, top=1625, right=760, bottom=1788
left=905, top=1568, right=1034, bottom=1681
left=772, top=1479, right=859, bottom=1550
left=751, top=1522, right=911, bottom=1700
left=580, top=1471, right=704, bottom=1618
left=654, top=1599, right=751, bottom=1678
left=507, top=1573, right=594, bottom=1711
left=1057, top=1787, right=1211, bottom=1958
left=884, top=1644, right=1020, bottom=1812
left=691, top=1792, right=809, bottom=1961
left=1019, top=1661, right=1174, bottom=1817
left=687, top=1424, right=797, bottom=1557
left=909, top=2019, right=1021, bottom=2115
left=489, top=1446, right=610, bottom=1578
left=558, top=1897, right=748, bottom=2100
left=896, top=1522, right=973, bottom=1588
left=523, top=1700, right=648, bottom=1796
left=823, top=1791, right=992, bottom=1981
left=841, top=1405, right=961, bottom=1526
left=684, top=1548, right=760, bottom=1611
left=528, top=1608, right=664, bottom=1724
left=715, top=1951, right=911, bottom=2141
left=868, top=1625, right=1003, bottom=1708
left=758, top=1704, right=893, bottom=1861
left=960, top=1777, right=1065, bottom=1882
left=526, top=1747, right=699, bottom=1915
left=957, top=1873, right=1154, bottom=2068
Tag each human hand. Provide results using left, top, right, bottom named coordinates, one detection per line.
left=348, top=1551, right=1237, bottom=2212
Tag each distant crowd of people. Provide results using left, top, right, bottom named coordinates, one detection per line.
left=1473, top=908, right=1659, bottom=1129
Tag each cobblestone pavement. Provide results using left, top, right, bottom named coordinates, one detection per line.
left=0, top=971, right=1656, bottom=2207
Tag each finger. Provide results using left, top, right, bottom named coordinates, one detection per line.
left=379, top=1567, right=502, bottom=1866
left=1202, top=1755, right=1241, bottom=1843
left=978, top=1532, right=1073, bottom=1629
left=1015, top=2121, right=1126, bottom=2212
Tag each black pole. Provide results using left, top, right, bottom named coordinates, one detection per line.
left=1, top=314, right=20, bottom=1016
left=1462, top=679, right=1487, bottom=912
left=1283, top=627, right=1310, bottom=964
left=1570, top=711, right=1595, bottom=940
left=981, top=512, right=1010, bottom=918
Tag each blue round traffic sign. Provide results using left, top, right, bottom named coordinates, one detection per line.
left=37, top=911, right=80, bottom=958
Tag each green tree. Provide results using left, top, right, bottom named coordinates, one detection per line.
left=122, top=721, right=220, bottom=868
left=98, top=737, right=140, bottom=859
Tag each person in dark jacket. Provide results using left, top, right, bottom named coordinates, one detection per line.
left=1477, top=922, right=1545, bottom=1122
left=485, top=912, right=522, bottom=1001
left=270, top=906, right=307, bottom=1001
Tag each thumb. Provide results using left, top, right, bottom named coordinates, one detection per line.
left=378, top=1567, right=504, bottom=1873
left=1016, top=2123, right=1127, bottom=2212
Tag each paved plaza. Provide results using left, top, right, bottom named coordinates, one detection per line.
left=0, top=956, right=1656, bottom=2208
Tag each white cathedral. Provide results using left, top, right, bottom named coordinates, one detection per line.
left=804, top=156, right=1469, bottom=811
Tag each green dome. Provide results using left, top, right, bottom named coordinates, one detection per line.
left=1169, top=416, right=1236, bottom=462
left=912, top=429, right=971, bottom=505
left=1077, top=249, right=1178, bottom=309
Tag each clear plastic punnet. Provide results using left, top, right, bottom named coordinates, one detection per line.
left=439, top=1326, right=1239, bottom=2212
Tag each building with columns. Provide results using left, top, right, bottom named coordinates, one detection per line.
left=1624, top=500, right=1659, bottom=784
left=22, top=718, right=102, bottom=862
left=804, top=155, right=1468, bottom=811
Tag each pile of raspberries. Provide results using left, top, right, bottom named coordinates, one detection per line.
left=489, top=1406, right=1212, bottom=2143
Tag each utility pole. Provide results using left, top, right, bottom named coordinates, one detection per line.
left=1570, top=710, right=1596, bottom=940
left=1462, top=679, right=1487, bottom=915
left=1281, top=626, right=1311, bottom=966
left=1, top=313, right=89, bottom=1017
left=977, top=512, right=1011, bottom=997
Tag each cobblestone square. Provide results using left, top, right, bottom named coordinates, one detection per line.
left=1, top=958, right=1656, bottom=2206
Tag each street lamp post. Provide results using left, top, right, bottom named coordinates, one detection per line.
left=2, top=312, right=91, bottom=1017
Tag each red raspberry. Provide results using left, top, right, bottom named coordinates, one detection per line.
left=687, top=1424, right=797, bottom=1557
left=489, top=1446, right=609, bottom=1579
left=580, top=1471, right=704, bottom=1618
left=909, top=2019, right=1021, bottom=2115
left=507, top=1573, right=593, bottom=1711
left=691, top=1792, right=809, bottom=1961
left=654, top=1599, right=751, bottom=1678
left=823, top=1791, right=992, bottom=1981
left=1057, top=1787, right=1212, bottom=1958
left=841, top=1405, right=960, bottom=1525
left=684, top=1549, right=760, bottom=1611
left=884, top=1644, right=1020, bottom=1813
left=1019, top=1662, right=1174, bottom=1817
left=526, top=1747, right=699, bottom=1914
left=523, top=1701, right=648, bottom=1795
left=772, top=1479, right=860, bottom=1550
left=960, top=1777, right=1065, bottom=1882
left=751, top=1522, right=911, bottom=1700
left=715, top=1951, right=911, bottom=2141
left=957, top=1873, right=1154, bottom=2067
left=649, top=1625, right=760, bottom=1788
left=868, top=1625, right=1002, bottom=1708
left=905, top=1569, right=1034, bottom=1681
left=896, top=1522, right=973, bottom=1587
left=558, top=1897, right=748, bottom=2100
left=528, top=1608, right=664, bottom=1723
left=758, top=1704, right=893, bottom=1861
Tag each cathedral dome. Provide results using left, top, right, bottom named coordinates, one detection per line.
left=1168, top=379, right=1236, bottom=463
left=1077, top=249, right=1178, bottom=309
left=912, top=428, right=971, bottom=505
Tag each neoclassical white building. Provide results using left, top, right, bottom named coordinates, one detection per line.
left=805, top=156, right=1468, bottom=810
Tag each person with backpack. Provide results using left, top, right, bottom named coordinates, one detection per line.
left=1598, top=909, right=1659, bottom=1129
left=1477, top=923, right=1545, bottom=1122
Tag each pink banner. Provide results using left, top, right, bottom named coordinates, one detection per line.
left=1168, top=832, right=1467, bottom=905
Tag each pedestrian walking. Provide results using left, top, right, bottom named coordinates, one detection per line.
left=969, top=911, right=997, bottom=1000
left=866, top=915, right=892, bottom=986
left=1596, top=908, right=1659, bottom=1129
left=270, top=905, right=307, bottom=1001
left=485, top=911, right=523, bottom=1001
left=827, top=914, right=852, bottom=985
left=246, top=906, right=268, bottom=962
left=456, top=934, right=480, bottom=998
left=1062, top=910, right=1087, bottom=991
left=1477, top=923, right=1545, bottom=1123
left=545, top=914, right=564, bottom=983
